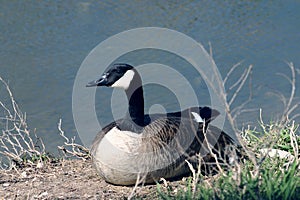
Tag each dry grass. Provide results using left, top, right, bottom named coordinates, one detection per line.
left=0, top=77, right=48, bottom=169
left=0, top=77, right=90, bottom=169
left=57, top=119, right=90, bottom=160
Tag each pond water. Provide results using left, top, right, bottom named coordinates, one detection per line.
left=0, top=1, right=299, bottom=153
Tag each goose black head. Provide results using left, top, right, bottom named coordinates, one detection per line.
left=86, top=63, right=136, bottom=90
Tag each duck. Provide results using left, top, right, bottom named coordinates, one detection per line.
left=86, top=63, right=235, bottom=185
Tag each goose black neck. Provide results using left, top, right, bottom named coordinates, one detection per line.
left=125, top=81, right=145, bottom=127
left=126, top=87, right=144, bottom=126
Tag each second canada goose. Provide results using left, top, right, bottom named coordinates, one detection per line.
left=87, top=63, right=235, bottom=185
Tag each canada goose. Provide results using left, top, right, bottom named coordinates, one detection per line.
left=87, top=63, right=235, bottom=185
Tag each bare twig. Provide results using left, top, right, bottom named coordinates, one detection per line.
left=57, top=119, right=90, bottom=160
left=280, top=62, right=296, bottom=124
left=185, top=155, right=203, bottom=198
left=228, top=65, right=253, bottom=107
left=224, top=61, right=244, bottom=85
left=127, top=173, right=147, bottom=200
left=0, top=77, right=46, bottom=169
left=205, top=46, right=257, bottom=165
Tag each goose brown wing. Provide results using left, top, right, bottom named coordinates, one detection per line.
left=141, top=115, right=234, bottom=163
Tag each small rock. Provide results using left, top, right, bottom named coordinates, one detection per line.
left=173, top=188, right=178, bottom=194
left=3, top=183, right=10, bottom=187
left=259, top=148, right=294, bottom=160
left=21, top=171, right=27, bottom=178
left=37, top=161, right=44, bottom=168
left=38, top=191, right=48, bottom=198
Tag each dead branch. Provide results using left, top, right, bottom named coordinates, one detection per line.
left=57, top=119, right=90, bottom=160
left=205, top=45, right=257, bottom=166
left=0, top=77, right=46, bottom=169
left=228, top=65, right=253, bottom=107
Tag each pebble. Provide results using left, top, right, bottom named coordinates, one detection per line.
left=38, top=191, right=48, bottom=198
left=37, top=161, right=44, bottom=168
left=3, top=183, right=10, bottom=187
left=21, top=171, right=27, bottom=178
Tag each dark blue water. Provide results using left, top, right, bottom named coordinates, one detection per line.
left=0, top=1, right=299, bottom=152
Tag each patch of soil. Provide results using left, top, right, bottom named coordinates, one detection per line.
left=0, top=160, right=186, bottom=199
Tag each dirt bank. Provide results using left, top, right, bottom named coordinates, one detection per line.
left=0, top=159, right=184, bottom=199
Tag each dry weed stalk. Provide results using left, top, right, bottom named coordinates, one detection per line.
left=159, top=46, right=256, bottom=196
left=127, top=173, right=147, bottom=200
left=241, top=109, right=299, bottom=182
left=289, top=121, right=299, bottom=159
left=201, top=44, right=257, bottom=166
left=57, top=119, right=90, bottom=160
left=273, top=62, right=298, bottom=124
left=187, top=45, right=299, bottom=193
left=185, top=155, right=203, bottom=198
left=257, top=63, right=299, bottom=167
left=0, top=77, right=46, bottom=169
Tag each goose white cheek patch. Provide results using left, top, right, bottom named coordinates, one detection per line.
left=111, top=70, right=135, bottom=90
